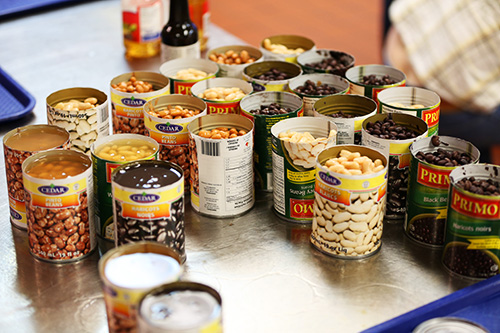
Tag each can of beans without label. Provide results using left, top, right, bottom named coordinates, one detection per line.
left=311, top=145, right=388, bottom=259
left=296, top=49, right=355, bottom=77
left=242, top=60, right=302, bottom=92
left=240, top=91, right=304, bottom=191
left=110, top=71, right=170, bottom=136
left=271, top=117, right=337, bottom=223
left=404, top=136, right=480, bottom=247
left=111, top=160, right=186, bottom=262
left=443, top=164, right=500, bottom=279
left=23, top=149, right=95, bottom=262
left=188, top=114, right=254, bottom=217
left=3, top=125, right=71, bottom=230
left=207, top=44, right=264, bottom=78
left=260, top=34, right=315, bottom=63
left=159, top=58, right=219, bottom=95
left=47, top=87, right=109, bottom=154
left=91, top=134, right=159, bottom=254
left=138, top=282, right=223, bottom=333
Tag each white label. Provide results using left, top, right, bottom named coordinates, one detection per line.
left=161, top=41, right=200, bottom=63
left=333, top=118, right=356, bottom=144
left=272, top=152, right=285, bottom=215
left=138, top=1, right=162, bottom=42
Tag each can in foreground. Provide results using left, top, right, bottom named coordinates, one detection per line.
left=413, top=317, right=489, bottom=333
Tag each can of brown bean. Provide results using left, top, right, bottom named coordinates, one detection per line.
left=378, top=86, right=441, bottom=136
left=260, top=34, right=315, bottom=63
left=110, top=71, right=170, bottom=136
left=362, top=113, right=428, bottom=220
left=442, top=164, right=500, bottom=279
left=207, top=44, right=264, bottom=78
left=188, top=114, right=254, bottom=217
left=91, top=134, right=160, bottom=254
left=404, top=136, right=480, bottom=247
left=3, top=125, right=71, bottom=230
left=310, top=145, right=388, bottom=259
left=313, top=94, right=378, bottom=144
left=159, top=58, right=219, bottom=95
left=271, top=117, right=337, bottom=223
left=242, top=60, right=302, bottom=92
left=296, top=49, right=355, bottom=77
left=22, top=149, right=95, bottom=262
left=46, top=87, right=110, bottom=154
left=240, top=91, right=304, bottom=191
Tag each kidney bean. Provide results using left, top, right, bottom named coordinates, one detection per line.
left=361, top=74, right=397, bottom=85
left=456, top=176, right=500, bottom=196
left=415, top=148, right=472, bottom=167
left=294, top=80, right=338, bottom=96
left=249, top=103, right=292, bottom=115
left=365, top=116, right=418, bottom=140
left=254, top=68, right=290, bottom=81
left=306, top=55, right=352, bottom=72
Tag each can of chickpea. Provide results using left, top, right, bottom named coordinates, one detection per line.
left=207, top=45, right=263, bottom=78
left=110, top=71, right=170, bottom=136
left=260, top=35, right=315, bottom=63
left=22, top=150, right=95, bottom=262
left=188, top=114, right=254, bottom=217
left=159, top=58, right=219, bottom=95
left=311, top=145, right=388, bottom=259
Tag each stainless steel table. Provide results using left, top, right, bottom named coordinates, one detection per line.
left=0, top=1, right=476, bottom=332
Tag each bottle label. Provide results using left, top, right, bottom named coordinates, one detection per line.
left=123, top=1, right=162, bottom=43
left=161, top=41, right=201, bottom=63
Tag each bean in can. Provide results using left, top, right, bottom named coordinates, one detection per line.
left=207, top=44, right=263, bottom=78
left=242, top=60, right=302, bottom=92
left=159, top=58, right=219, bottom=95
left=260, top=34, right=315, bottom=63
left=296, top=48, right=355, bottom=77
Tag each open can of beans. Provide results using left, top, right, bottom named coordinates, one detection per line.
left=159, top=58, right=219, bottom=95
left=191, top=77, right=253, bottom=115
left=362, top=113, right=428, bottom=220
left=296, top=49, right=355, bottom=77
left=22, top=149, right=95, bottom=262
left=443, top=164, right=500, bottom=279
left=3, top=125, right=71, bottom=230
left=314, top=94, right=377, bottom=144
left=271, top=117, right=337, bottom=223
left=110, top=71, right=170, bottom=136
left=46, top=87, right=110, bottom=154
left=378, top=86, right=441, bottom=136
left=242, top=60, right=302, bottom=92
left=207, top=44, right=264, bottom=78
left=188, top=114, right=254, bottom=217
left=405, top=136, right=480, bottom=247
left=240, top=91, right=304, bottom=191
left=260, top=34, right=315, bottom=63
left=311, top=145, right=388, bottom=259
left=91, top=134, right=159, bottom=254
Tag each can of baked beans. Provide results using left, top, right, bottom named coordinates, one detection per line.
left=260, top=34, right=315, bottom=63
left=110, top=71, right=170, bottom=136
left=91, top=134, right=159, bottom=254
left=404, top=136, right=480, bottom=247
left=296, top=49, right=355, bottom=77
left=207, top=44, right=264, bottom=78
left=240, top=91, right=304, bottom=191
left=159, top=58, right=219, bottom=95
left=47, top=87, right=109, bottom=154
left=188, top=114, right=254, bottom=217
left=138, top=282, right=223, bottom=333
left=443, top=164, right=500, bottom=279
left=3, top=125, right=71, bottom=230
left=271, top=117, right=337, bottom=223
left=311, top=145, right=388, bottom=259
left=22, top=149, right=95, bottom=262
left=242, top=60, right=302, bottom=92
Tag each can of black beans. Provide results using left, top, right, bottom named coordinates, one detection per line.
left=362, top=113, right=428, bottom=220
left=378, top=86, right=441, bottom=136
left=288, top=73, right=349, bottom=116
left=240, top=91, right=304, bottom=191
left=242, top=60, right=302, bottom=92
left=271, top=117, right=337, bottom=223
left=443, top=164, right=500, bottom=279
left=404, top=136, right=480, bottom=247
left=159, top=58, right=219, bottom=95
left=345, top=64, right=406, bottom=103
left=111, top=160, right=186, bottom=263
left=260, top=34, right=315, bottom=63
left=313, top=94, right=377, bottom=145
left=296, top=49, right=355, bottom=77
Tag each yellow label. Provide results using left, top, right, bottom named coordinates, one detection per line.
left=264, top=83, right=286, bottom=91
left=287, top=169, right=316, bottom=183
left=24, top=177, right=88, bottom=208
left=201, top=319, right=223, bottom=333
left=467, top=237, right=500, bottom=250
left=389, top=141, right=413, bottom=155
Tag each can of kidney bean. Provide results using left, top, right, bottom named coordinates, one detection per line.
left=159, top=58, right=219, bottom=95
left=310, top=145, right=388, bottom=259
left=260, top=34, right=315, bottom=63
left=111, top=160, right=186, bottom=262
left=378, top=86, right=441, bottom=136
left=289, top=73, right=349, bottom=116
left=296, top=49, right=355, bottom=77
left=242, top=60, right=302, bottom=92
left=98, top=241, right=183, bottom=333
left=3, top=125, right=71, bottom=230
left=138, top=281, right=222, bottom=333
left=188, top=114, right=254, bottom=217
left=271, top=117, right=337, bottom=223
left=110, top=71, right=170, bottom=136
left=207, top=44, right=264, bottom=78
left=345, top=64, right=406, bottom=103
left=404, top=136, right=480, bottom=247
left=240, top=91, right=304, bottom=191
left=47, top=87, right=109, bottom=154
left=191, top=77, right=253, bottom=115
left=314, top=94, right=378, bottom=145
left=22, top=149, right=95, bottom=262
left=362, top=113, right=428, bottom=220
left=91, top=134, right=159, bottom=254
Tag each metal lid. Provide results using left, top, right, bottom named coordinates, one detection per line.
left=413, top=317, right=490, bottom=333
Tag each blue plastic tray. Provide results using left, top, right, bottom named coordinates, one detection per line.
left=0, top=67, right=35, bottom=123
left=0, top=0, right=84, bottom=19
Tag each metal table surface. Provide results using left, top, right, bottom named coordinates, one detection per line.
left=0, top=1, right=477, bottom=332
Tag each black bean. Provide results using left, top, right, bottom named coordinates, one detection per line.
left=408, top=216, right=446, bottom=245
left=456, top=176, right=500, bottom=196
left=365, top=116, right=419, bottom=140
left=443, top=245, right=499, bottom=278
left=294, top=80, right=339, bottom=96
left=254, top=68, right=291, bottom=81
left=416, top=149, right=473, bottom=167
left=305, top=54, right=352, bottom=72
left=249, top=103, right=293, bottom=115
left=361, top=74, right=397, bottom=85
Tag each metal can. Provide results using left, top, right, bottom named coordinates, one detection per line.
left=159, top=58, right=219, bottom=95
left=22, top=149, right=95, bottom=262
left=3, top=125, right=70, bottom=230
left=296, top=49, right=355, bottom=77
left=46, top=87, right=110, bottom=154
left=138, top=282, right=223, bottom=333
left=240, top=91, right=304, bottom=191
left=110, top=71, right=170, bottom=136
left=242, top=60, right=302, bottom=92
left=413, top=317, right=490, bottom=333
left=260, top=34, right=315, bottom=63
left=206, top=44, right=264, bottom=78
left=404, top=136, right=480, bottom=247
left=271, top=117, right=337, bottom=223
left=188, top=114, right=254, bottom=217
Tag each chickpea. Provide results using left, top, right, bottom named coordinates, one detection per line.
left=148, top=105, right=201, bottom=119
left=174, top=68, right=209, bottom=80
left=199, top=87, right=247, bottom=101
left=111, top=75, right=154, bottom=93
left=197, top=127, right=247, bottom=139
left=263, top=38, right=306, bottom=55
left=209, top=49, right=257, bottom=65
